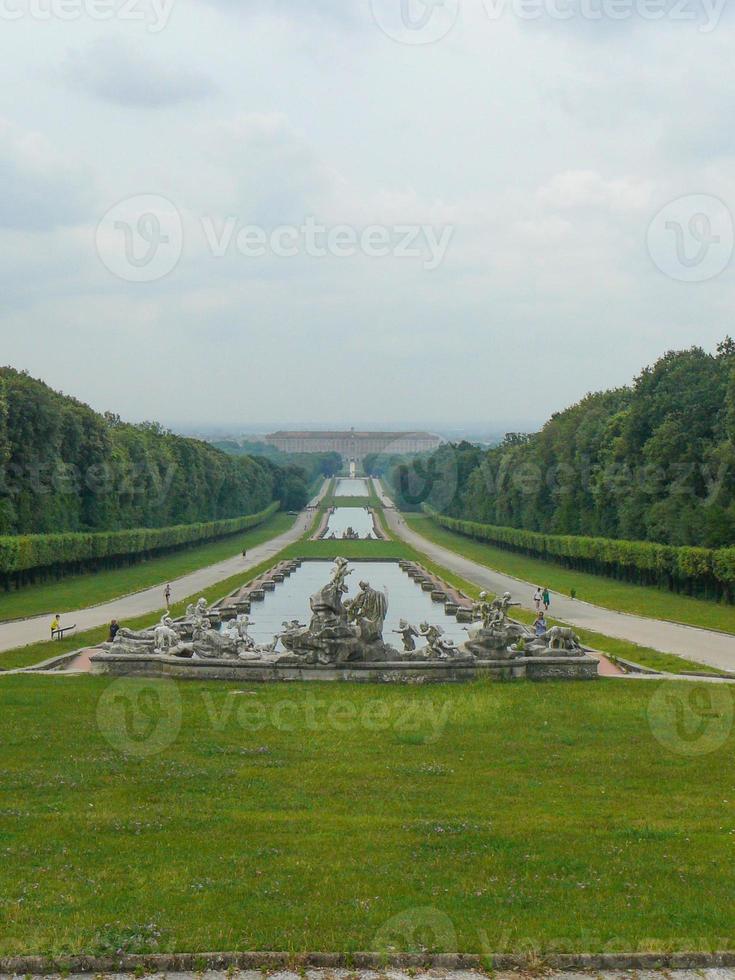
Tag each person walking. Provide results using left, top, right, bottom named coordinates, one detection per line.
left=542, top=587, right=550, bottom=611
left=164, top=583, right=172, bottom=608
left=108, top=619, right=120, bottom=642
left=533, top=587, right=543, bottom=612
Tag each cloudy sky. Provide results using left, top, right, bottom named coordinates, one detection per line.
left=1, top=0, right=734, bottom=431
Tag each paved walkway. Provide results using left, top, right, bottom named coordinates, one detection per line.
left=375, top=484, right=735, bottom=672
left=2, top=969, right=732, bottom=980
left=0, top=484, right=327, bottom=655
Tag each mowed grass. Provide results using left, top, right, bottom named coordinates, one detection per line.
left=0, top=513, right=296, bottom=624
left=406, top=514, right=735, bottom=636
left=331, top=496, right=375, bottom=507
left=1, top=675, right=733, bottom=956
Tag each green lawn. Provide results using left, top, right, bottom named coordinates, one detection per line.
left=408, top=514, right=735, bottom=636
left=0, top=513, right=296, bottom=624
left=0, top=675, right=733, bottom=956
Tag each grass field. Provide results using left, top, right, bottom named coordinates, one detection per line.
left=408, top=514, right=735, bottom=636
left=1, top=674, right=733, bottom=956
left=0, top=513, right=296, bottom=624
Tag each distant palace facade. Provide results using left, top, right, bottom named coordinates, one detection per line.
left=265, top=429, right=442, bottom=462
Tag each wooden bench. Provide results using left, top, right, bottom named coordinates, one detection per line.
left=51, top=624, right=77, bottom=640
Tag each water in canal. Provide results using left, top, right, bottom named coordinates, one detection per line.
left=244, top=560, right=468, bottom=651
left=324, top=507, right=376, bottom=539
left=335, top=478, right=370, bottom=496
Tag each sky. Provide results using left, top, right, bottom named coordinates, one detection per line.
left=1, top=0, right=734, bottom=432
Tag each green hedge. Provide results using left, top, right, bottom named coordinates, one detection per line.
left=0, top=502, right=280, bottom=589
left=424, top=507, right=735, bottom=602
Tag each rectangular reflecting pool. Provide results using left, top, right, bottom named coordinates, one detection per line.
left=334, top=478, right=370, bottom=496
left=324, top=507, right=376, bottom=539
left=244, top=560, right=468, bottom=651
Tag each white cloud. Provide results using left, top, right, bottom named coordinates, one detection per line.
left=537, top=170, right=654, bottom=212
left=60, top=38, right=216, bottom=107
left=0, top=119, right=91, bottom=230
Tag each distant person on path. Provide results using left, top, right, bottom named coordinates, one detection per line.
left=533, top=588, right=543, bottom=612
left=164, top=583, right=171, bottom=608
left=108, top=619, right=120, bottom=642
left=542, top=587, right=550, bottom=611
left=50, top=614, right=60, bottom=637
left=242, top=548, right=247, bottom=559
left=534, top=613, right=547, bottom=637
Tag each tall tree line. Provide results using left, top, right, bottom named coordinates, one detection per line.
left=395, top=342, right=735, bottom=549
left=0, top=368, right=282, bottom=535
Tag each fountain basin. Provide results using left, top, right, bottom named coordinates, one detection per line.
left=90, top=651, right=599, bottom=683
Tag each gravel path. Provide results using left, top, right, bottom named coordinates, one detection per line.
left=0, top=484, right=327, bottom=655
left=2, top=969, right=733, bottom=980
left=375, top=483, right=735, bottom=672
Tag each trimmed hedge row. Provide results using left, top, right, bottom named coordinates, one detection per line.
left=0, top=502, right=280, bottom=588
left=424, top=507, right=735, bottom=602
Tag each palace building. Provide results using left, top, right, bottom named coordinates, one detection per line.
left=265, top=429, right=441, bottom=463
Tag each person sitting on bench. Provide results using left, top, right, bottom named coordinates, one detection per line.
left=50, top=614, right=61, bottom=638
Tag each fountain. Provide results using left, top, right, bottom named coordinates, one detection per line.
left=318, top=506, right=378, bottom=540
left=90, top=560, right=599, bottom=683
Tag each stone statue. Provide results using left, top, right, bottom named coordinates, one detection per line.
left=191, top=620, right=239, bottom=660
left=489, top=591, right=520, bottom=626
left=104, top=608, right=194, bottom=657
left=463, top=591, right=526, bottom=660
left=185, top=597, right=212, bottom=631
left=393, top=619, right=419, bottom=652
left=473, top=591, right=495, bottom=629
left=195, top=597, right=210, bottom=620
left=153, top=615, right=180, bottom=654
left=546, top=626, right=581, bottom=650
left=234, top=615, right=256, bottom=649
left=115, top=625, right=155, bottom=645
left=346, top=580, right=388, bottom=643
left=330, top=557, right=352, bottom=593
left=418, top=622, right=459, bottom=660
left=265, top=619, right=306, bottom=653
left=280, top=561, right=394, bottom=664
